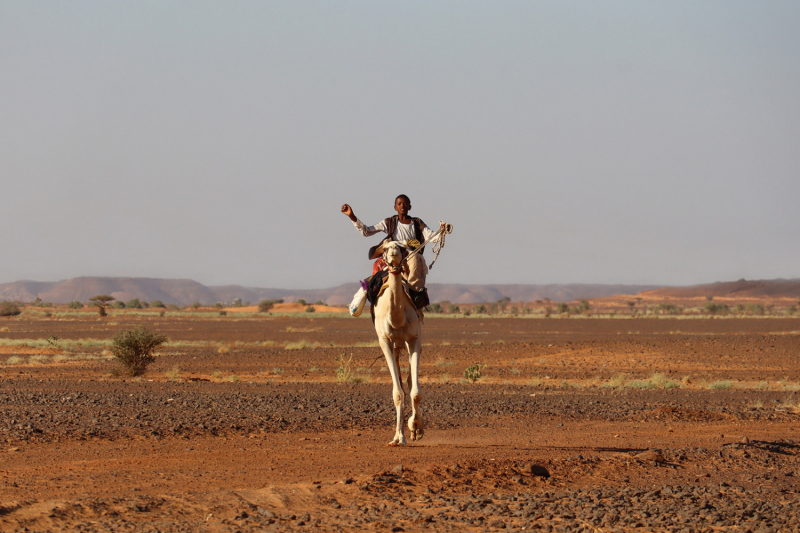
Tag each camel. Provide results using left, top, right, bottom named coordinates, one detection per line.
left=373, top=241, right=424, bottom=446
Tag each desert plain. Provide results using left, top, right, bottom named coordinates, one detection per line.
left=1, top=307, right=799, bottom=532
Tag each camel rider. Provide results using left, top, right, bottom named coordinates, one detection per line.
left=342, top=194, right=438, bottom=315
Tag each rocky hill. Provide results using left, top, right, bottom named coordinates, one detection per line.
left=640, top=278, right=800, bottom=300
left=0, top=277, right=662, bottom=306
left=3, top=276, right=796, bottom=306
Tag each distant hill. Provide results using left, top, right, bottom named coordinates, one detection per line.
left=640, top=278, right=800, bottom=300
left=1, top=276, right=796, bottom=307
left=0, top=276, right=658, bottom=306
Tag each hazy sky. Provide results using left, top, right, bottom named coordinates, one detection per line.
left=1, top=1, right=798, bottom=289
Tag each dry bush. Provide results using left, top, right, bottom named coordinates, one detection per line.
left=111, top=326, right=167, bottom=377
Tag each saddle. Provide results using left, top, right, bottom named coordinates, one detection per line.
left=366, top=271, right=430, bottom=324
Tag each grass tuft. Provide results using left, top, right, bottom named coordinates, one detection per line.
left=650, top=372, right=679, bottom=389
left=434, top=356, right=456, bottom=367
left=606, top=374, right=626, bottom=388
left=336, top=353, right=355, bottom=383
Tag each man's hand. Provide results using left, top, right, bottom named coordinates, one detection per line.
left=341, top=203, right=357, bottom=222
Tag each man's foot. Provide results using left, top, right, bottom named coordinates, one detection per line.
left=349, top=287, right=367, bottom=317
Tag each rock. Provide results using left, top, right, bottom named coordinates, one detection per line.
left=391, top=464, right=404, bottom=474
left=635, top=450, right=665, bottom=463
left=740, top=436, right=750, bottom=444
left=257, top=507, right=274, bottom=519
left=522, top=463, right=550, bottom=477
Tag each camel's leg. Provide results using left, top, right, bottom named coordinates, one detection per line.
left=406, top=337, right=423, bottom=441
left=393, top=343, right=406, bottom=394
left=380, top=336, right=406, bottom=446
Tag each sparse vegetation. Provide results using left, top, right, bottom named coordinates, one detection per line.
left=110, top=326, right=167, bottom=377
left=305, top=305, right=315, bottom=313
left=166, top=366, right=181, bottom=381
left=90, top=295, right=115, bottom=317
left=463, top=363, right=487, bottom=384
left=336, top=353, right=354, bottom=383
left=650, top=372, right=679, bottom=389
left=68, top=301, right=84, bottom=309
left=258, top=299, right=283, bottom=313
left=434, top=356, right=456, bottom=367
left=606, top=374, right=626, bottom=388
left=0, top=301, right=22, bottom=318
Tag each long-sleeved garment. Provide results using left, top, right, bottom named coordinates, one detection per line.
left=351, top=217, right=434, bottom=291
left=352, top=217, right=437, bottom=243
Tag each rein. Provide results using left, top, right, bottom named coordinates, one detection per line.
left=406, top=221, right=453, bottom=270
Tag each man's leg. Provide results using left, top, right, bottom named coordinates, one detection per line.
left=404, top=254, right=428, bottom=292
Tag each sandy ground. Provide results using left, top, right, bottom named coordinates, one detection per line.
left=0, top=314, right=798, bottom=531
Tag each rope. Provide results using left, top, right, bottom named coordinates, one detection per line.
left=405, top=221, right=453, bottom=270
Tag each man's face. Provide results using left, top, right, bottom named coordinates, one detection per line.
left=394, top=197, right=411, bottom=216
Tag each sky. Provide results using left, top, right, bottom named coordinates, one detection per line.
left=1, top=1, right=798, bottom=289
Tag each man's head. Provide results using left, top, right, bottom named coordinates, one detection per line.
left=394, top=194, right=411, bottom=217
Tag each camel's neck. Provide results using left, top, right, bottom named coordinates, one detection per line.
left=385, top=269, right=408, bottom=327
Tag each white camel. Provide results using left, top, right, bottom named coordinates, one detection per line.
left=374, top=241, right=424, bottom=446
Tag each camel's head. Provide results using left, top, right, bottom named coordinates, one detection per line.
left=382, top=241, right=407, bottom=270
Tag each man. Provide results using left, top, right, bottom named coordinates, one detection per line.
left=341, top=194, right=439, bottom=315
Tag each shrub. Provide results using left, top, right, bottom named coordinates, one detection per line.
left=0, top=301, right=22, bottom=317
left=191, top=302, right=201, bottom=309
left=315, top=300, right=324, bottom=305
left=110, top=326, right=168, bottom=376
left=297, top=299, right=307, bottom=305
left=746, top=303, right=764, bottom=316
left=336, top=353, right=354, bottom=383
left=67, top=301, right=84, bottom=309
left=448, top=304, right=460, bottom=314
left=556, top=303, right=569, bottom=314
left=150, top=300, right=166, bottom=308
left=578, top=300, right=590, bottom=314
left=258, top=299, right=282, bottom=313
left=463, top=363, right=487, bottom=383
left=305, top=305, right=315, bottom=313
left=111, top=301, right=125, bottom=309
left=428, top=303, right=443, bottom=313
left=657, top=303, right=679, bottom=315
left=126, top=299, right=143, bottom=309
left=475, top=304, right=487, bottom=314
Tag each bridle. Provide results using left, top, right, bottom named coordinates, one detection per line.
left=382, top=244, right=407, bottom=275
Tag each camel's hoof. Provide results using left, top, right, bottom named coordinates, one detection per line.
left=408, top=416, right=424, bottom=441
left=387, top=439, right=407, bottom=447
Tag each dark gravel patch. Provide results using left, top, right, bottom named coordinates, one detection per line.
left=1, top=380, right=797, bottom=443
